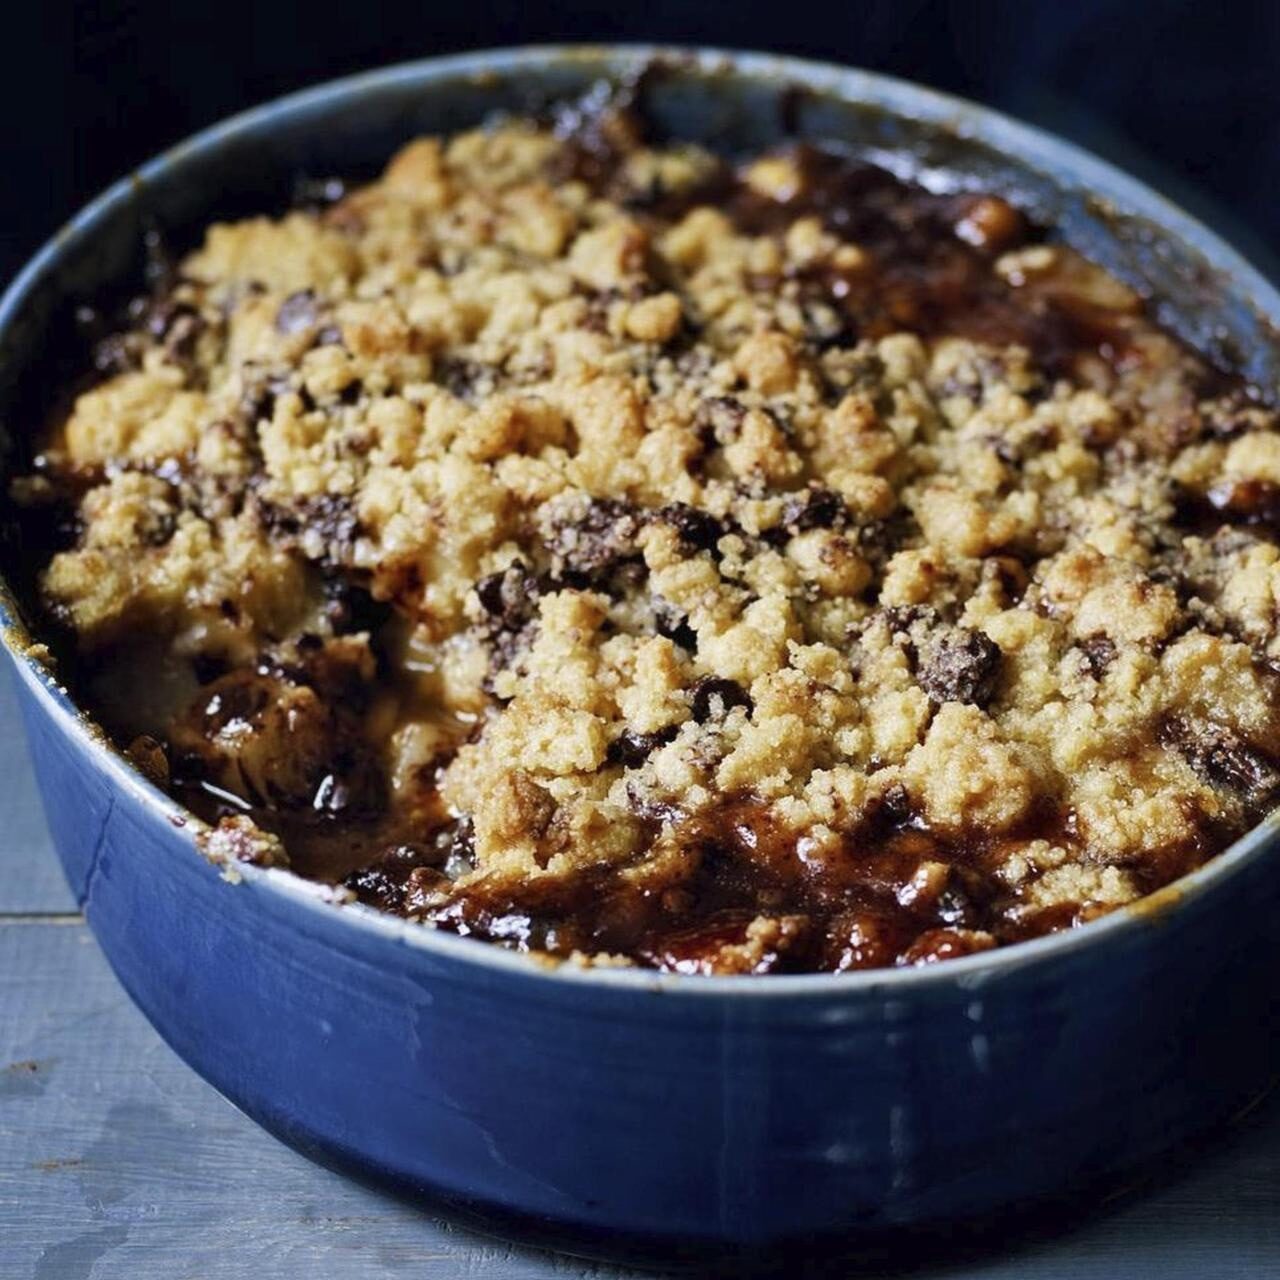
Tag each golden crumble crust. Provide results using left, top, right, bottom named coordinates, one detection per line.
left=15, top=93, right=1280, bottom=973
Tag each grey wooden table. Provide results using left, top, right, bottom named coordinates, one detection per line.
left=2, top=664, right=1279, bottom=1279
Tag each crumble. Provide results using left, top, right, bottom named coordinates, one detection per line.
left=13, top=90, right=1280, bottom=973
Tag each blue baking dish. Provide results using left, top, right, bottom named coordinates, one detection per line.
left=3, top=46, right=1280, bottom=1265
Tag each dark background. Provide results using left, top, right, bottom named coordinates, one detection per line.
left=6, top=0, right=1279, bottom=285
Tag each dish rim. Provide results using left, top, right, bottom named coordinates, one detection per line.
left=3, top=42, right=1280, bottom=999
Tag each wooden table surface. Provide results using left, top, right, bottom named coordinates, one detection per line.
left=3, top=663, right=1279, bottom=1279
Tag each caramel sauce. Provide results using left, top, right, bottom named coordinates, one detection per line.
left=342, top=791, right=1163, bottom=974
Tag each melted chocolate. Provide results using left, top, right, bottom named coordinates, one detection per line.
left=400, top=792, right=1169, bottom=974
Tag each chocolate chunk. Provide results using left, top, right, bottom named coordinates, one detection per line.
left=855, top=509, right=915, bottom=568
left=258, top=493, right=360, bottom=563
left=689, top=676, right=753, bottom=722
left=475, top=564, right=544, bottom=690
left=547, top=497, right=642, bottom=582
left=137, top=297, right=206, bottom=371
left=581, top=288, right=619, bottom=335
left=191, top=653, right=229, bottom=684
left=322, top=577, right=389, bottom=636
left=354, top=822, right=476, bottom=907
left=343, top=844, right=429, bottom=913
left=917, top=628, right=1003, bottom=707
left=1079, top=633, right=1117, bottom=679
left=652, top=596, right=697, bottom=651
left=607, top=725, right=679, bottom=768
left=981, top=555, right=1030, bottom=606
left=781, top=485, right=847, bottom=533
left=1166, top=718, right=1280, bottom=806
left=276, top=290, right=319, bottom=335
left=435, top=356, right=494, bottom=401
left=655, top=503, right=725, bottom=554
left=697, top=396, right=746, bottom=445
left=622, top=780, right=683, bottom=827
left=475, top=562, right=540, bottom=632
left=881, top=603, right=939, bottom=635
left=872, top=782, right=914, bottom=828
left=878, top=604, right=939, bottom=665
left=484, top=626, right=536, bottom=695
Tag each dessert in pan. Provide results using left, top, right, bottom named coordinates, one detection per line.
left=15, top=86, right=1280, bottom=974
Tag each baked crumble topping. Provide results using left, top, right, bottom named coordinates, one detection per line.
left=13, top=89, right=1280, bottom=973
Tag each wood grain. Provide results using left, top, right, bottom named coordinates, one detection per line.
left=3, top=666, right=1279, bottom=1278
left=0, top=664, right=75, bottom=916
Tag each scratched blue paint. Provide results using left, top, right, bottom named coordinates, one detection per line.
left=4, top=847, right=1280, bottom=1275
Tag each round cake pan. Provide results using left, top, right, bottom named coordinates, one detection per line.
left=3, top=46, right=1280, bottom=1265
